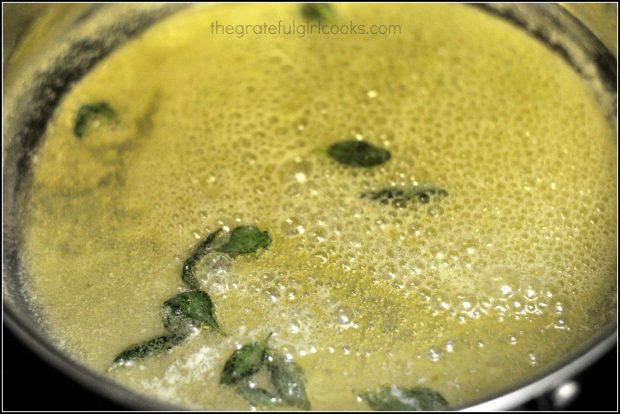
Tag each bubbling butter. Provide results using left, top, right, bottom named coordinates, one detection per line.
left=21, top=3, right=616, bottom=410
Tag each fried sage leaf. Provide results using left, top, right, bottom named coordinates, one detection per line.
left=74, top=102, right=119, bottom=139
left=301, top=3, right=336, bottom=22
left=181, top=229, right=224, bottom=290
left=220, top=335, right=271, bottom=385
left=217, top=225, right=272, bottom=257
left=112, top=334, right=185, bottom=366
left=236, top=380, right=280, bottom=407
left=161, top=303, right=194, bottom=337
left=181, top=226, right=270, bottom=289
left=361, top=386, right=448, bottom=411
left=267, top=352, right=311, bottom=410
left=361, top=185, right=448, bottom=207
left=328, top=140, right=391, bottom=167
left=163, top=290, right=223, bottom=335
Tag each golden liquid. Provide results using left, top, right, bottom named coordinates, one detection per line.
left=21, top=4, right=617, bottom=410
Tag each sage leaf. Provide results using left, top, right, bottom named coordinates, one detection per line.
left=328, top=140, right=391, bottom=167
left=181, top=226, right=270, bottom=289
left=163, top=290, right=223, bottom=335
left=217, top=226, right=271, bottom=257
left=161, top=298, right=197, bottom=336
left=361, top=386, right=448, bottom=411
left=112, top=334, right=185, bottom=366
left=74, top=102, right=119, bottom=139
left=301, top=3, right=336, bottom=22
left=361, top=185, right=448, bottom=208
left=267, top=352, right=310, bottom=410
left=220, top=336, right=271, bottom=385
left=181, top=229, right=224, bottom=290
left=236, top=380, right=280, bottom=407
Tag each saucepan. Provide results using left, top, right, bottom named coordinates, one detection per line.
left=3, top=3, right=617, bottom=410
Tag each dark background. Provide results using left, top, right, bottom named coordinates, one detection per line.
left=2, top=324, right=617, bottom=411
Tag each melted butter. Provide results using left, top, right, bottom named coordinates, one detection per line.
left=21, top=3, right=617, bottom=410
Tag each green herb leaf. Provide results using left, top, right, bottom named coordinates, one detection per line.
left=163, top=290, right=223, bottom=335
left=161, top=298, right=197, bottom=336
left=181, top=226, right=270, bottom=289
left=301, top=3, right=336, bottom=22
left=217, top=226, right=271, bottom=257
left=267, top=352, right=311, bottom=410
left=361, top=386, right=448, bottom=411
left=236, top=380, right=280, bottom=407
left=74, top=102, right=119, bottom=139
left=181, top=229, right=225, bottom=290
left=361, top=185, right=448, bottom=207
left=328, top=140, right=391, bottom=167
left=112, top=334, right=185, bottom=366
left=221, top=340, right=268, bottom=385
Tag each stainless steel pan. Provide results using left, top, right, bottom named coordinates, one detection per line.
left=3, top=3, right=617, bottom=410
